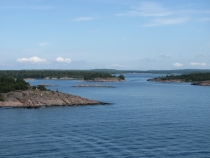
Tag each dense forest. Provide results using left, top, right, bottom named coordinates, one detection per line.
left=0, top=70, right=116, bottom=80
left=1, top=69, right=210, bottom=79
left=158, top=73, right=210, bottom=82
left=0, top=76, right=29, bottom=93
left=0, top=93, right=3, bottom=101
left=0, top=76, right=50, bottom=101
left=93, top=69, right=210, bottom=74
left=0, top=76, right=30, bottom=101
left=0, top=71, right=125, bottom=101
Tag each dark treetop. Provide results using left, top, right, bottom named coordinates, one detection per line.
left=152, top=72, right=210, bottom=82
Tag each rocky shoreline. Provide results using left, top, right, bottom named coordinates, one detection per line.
left=147, top=78, right=210, bottom=86
left=147, top=78, right=183, bottom=83
left=0, top=89, right=109, bottom=108
left=25, top=77, right=124, bottom=82
left=38, top=84, right=56, bottom=86
left=191, top=81, right=210, bottom=86
left=73, top=84, right=115, bottom=88
left=86, top=77, right=124, bottom=82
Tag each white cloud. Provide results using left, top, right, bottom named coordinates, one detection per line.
left=190, top=62, right=206, bottom=66
left=39, top=42, right=49, bottom=47
left=17, top=56, right=46, bottom=63
left=72, top=17, right=95, bottom=22
left=142, top=17, right=188, bottom=27
left=173, top=63, right=183, bottom=67
left=55, top=57, right=71, bottom=63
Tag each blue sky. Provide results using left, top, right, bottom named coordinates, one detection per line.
left=0, top=0, right=210, bottom=70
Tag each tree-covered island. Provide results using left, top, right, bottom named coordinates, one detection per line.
left=0, top=70, right=125, bottom=82
left=0, top=70, right=125, bottom=107
left=147, top=72, right=210, bottom=86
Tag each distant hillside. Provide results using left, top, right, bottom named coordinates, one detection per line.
left=147, top=72, right=210, bottom=86
left=153, top=72, right=210, bottom=82
left=0, top=70, right=113, bottom=80
left=0, top=70, right=125, bottom=82
left=0, top=69, right=210, bottom=79
left=92, top=69, right=210, bottom=74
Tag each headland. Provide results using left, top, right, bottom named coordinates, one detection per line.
left=147, top=72, right=210, bottom=86
left=0, top=89, right=108, bottom=108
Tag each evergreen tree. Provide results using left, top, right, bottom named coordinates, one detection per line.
left=37, top=85, right=47, bottom=91
left=118, top=74, right=125, bottom=80
left=0, top=76, right=29, bottom=93
left=0, top=93, right=4, bottom=101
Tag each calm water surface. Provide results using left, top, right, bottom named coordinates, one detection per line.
left=0, top=74, right=210, bottom=158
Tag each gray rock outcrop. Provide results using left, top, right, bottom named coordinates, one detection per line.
left=0, top=89, right=106, bottom=108
left=191, top=81, right=210, bottom=86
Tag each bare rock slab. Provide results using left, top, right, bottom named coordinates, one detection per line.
left=0, top=89, right=108, bottom=108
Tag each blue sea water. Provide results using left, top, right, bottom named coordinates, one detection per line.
left=0, top=74, right=210, bottom=158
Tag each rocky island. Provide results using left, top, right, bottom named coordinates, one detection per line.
left=147, top=72, right=210, bottom=86
left=0, top=76, right=108, bottom=108
left=0, top=89, right=106, bottom=108
left=85, top=77, right=124, bottom=82
left=0, top=70, right=126, bottom=83
left=147, top=78, right=183, bottom=83
left=191, top=81, right=210, bottom=86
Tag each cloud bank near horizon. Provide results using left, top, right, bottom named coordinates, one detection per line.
left=17, top=56, right=47, bottom=63
left=55, top=57, right=71, bottom=63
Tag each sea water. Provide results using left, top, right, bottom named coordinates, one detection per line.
left=0, top=74, right=210, bottom=158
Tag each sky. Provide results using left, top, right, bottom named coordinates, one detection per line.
left=0, top=0, right=210, bottom=70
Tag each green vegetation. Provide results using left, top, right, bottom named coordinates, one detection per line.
left=93, top=69, right=210, bottom=74
left=1, top=69, right=209, bottom=79
left=118, top=74, right=125, bottom=80
left=83, top=72, right=113, bottom=80
left=37, top=85, right=47, bottom=91
left=0, top=93, right=4, bottom=101
left=32, top=85, right=48, bottom=91
left=0, top=70, right=116, bottom=80
left=158, top=73, right=210, bottom=82
left=0, top=76, right=29, bottom=93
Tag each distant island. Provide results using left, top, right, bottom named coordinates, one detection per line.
left=85, top=76, right=124, bottom=82
left=73, top=84, right=115, bottom=88
left=147, top=72, right=210, bottom=86
left=0, top=76, right=109, bottom=108
left=0, top=70, right=125, bottom=82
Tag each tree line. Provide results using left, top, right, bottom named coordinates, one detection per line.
left=0, top=76, right=52, bottom=101
left=0, top=70, right=125, bottom=80
left=0, top=76, right=30, bottom=101
left=159, top=73, right=210, bottom=82
left=0, top=76, right=29, bottom=93
left=0, top=70, right=114, bottom=79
